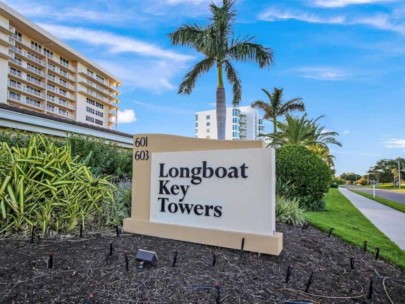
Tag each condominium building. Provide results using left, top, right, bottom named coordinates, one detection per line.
left=0, top=2, right=120, bottom=129
left=195, top=106, right=265, bottom=140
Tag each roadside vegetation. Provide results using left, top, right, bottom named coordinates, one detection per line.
left=351, top=190, right=405, bottom=213
left=306, top=188, right=405, bottom=269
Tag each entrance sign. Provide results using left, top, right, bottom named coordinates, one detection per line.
left=123, top=134, right=283, bottom=255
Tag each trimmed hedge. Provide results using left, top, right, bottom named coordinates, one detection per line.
left=276, top=145, right=331, bottom=211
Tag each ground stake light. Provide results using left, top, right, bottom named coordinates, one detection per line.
left=48, top=251, right=53, bottom=269
left=214, top=282, right=221, bottom=304
left=124, top=251, right=129, bottom=272
left=363, top=240, right=367, bottom=253
left=109, top=242, right=113, bottom=256
left=350, top=257, right=354, bottom=270
left=367, top=277, right=373, bottom=300
left=328, top=228, right=334, bottom=237
left=305, top=271, right=314, bottom=293
left=212, top=252, right=217, bottom=267
left=30, top=226, right=35, bottom=244
left=285, top=265, right=292, bottom=283
left=375, top=247, right=380, bottom=260
left=240, top=238, right=245, bottom=260
left=172, top=251, right=178, bottom=267
left=80, top=224, right=83, bottom=238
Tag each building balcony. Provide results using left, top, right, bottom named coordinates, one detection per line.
left=46, top=96, right=75, bottom=110
left=10, top=46, right=45, bottom=66
left=9, top=57, right=45, bottom=78
left=9, top=81, right=44, bottom=99
left=8, top=92, right=44, bottom=111
left=78, top=76, right=111, bottom=97
left=46, top=86, right=75, bottom=101
left=48, top=56, right=76, bottom=73
left=77, top=85, right=111, bottom=104
left=78, top=69, right=110, bottom=88
left=47, top=74, right=75, bottom=91
left=0, top=22, right=12, bottom=34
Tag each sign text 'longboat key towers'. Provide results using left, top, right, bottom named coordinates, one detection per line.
left=123, top=134, right=283, bottom=255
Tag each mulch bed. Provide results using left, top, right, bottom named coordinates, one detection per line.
left=0, top=224, right=404, bottom=303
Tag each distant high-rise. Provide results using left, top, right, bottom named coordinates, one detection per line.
left=0, top=2, right=120, bottom=129
left=195, top=106, right=265, bottom=140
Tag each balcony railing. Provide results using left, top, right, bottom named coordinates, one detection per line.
left=11, top=46, right=44, bottom=66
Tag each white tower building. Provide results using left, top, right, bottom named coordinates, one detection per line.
left=195, top=106, right=264, bottom=140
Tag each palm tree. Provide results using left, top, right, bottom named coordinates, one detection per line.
left=271, top=114, right=342, bottom=149
left=169, top=0, right=273, bottom=140
left=251, top=87, right=305, bottom=134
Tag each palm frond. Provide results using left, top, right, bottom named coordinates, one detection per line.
left=169, top=24, right=207, bottom=49
left=179, top=58, right=216, bottom=95
left=223, top=60, right=241, bottom=105
left=228, top=40, right=273, bottom=67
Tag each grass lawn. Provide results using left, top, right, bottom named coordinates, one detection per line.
left=372, top=183, right=405, bottom=192
left=351, top=190, right=405, bottom=213
left=305, top=188, right=405, bottom=270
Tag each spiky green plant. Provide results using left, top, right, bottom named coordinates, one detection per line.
left=0, top=134, right=115, bottom=235
left=276, top=195, right=305, bottom=226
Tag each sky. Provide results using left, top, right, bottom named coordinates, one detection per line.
left=3, top=0, right=405, bottom=176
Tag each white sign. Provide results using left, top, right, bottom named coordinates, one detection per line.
left=150, top=148, right=275, bottom=236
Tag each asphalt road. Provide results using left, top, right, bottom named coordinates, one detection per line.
left=348, top=185, right=405, bottom=205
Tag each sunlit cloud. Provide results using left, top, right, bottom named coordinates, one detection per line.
left=133, top=101, right=194, bottom=115
left=385, top=138, right=405, bottom=148
left=295, top=67, right=351, bottom=80
left=258, top=8, right=346, bottom=24
left=118, top=109, right=137, bottom=123
left=309, top=0, right=397, bottom=8
left=39, top=24, right=193, bottom=62
left=342, top=129, right=350, bottom=135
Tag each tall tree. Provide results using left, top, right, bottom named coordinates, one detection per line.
left=169, top=0, right=273, bottom=140
left=251, top=87, right=305, bottom=134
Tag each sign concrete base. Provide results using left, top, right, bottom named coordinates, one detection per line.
left=124, top=218, right=283, bottom=255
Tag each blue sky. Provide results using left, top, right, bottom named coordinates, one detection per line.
left=4, top=0, right=405, bottom=176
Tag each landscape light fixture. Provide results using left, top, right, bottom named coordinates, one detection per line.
left=135, top=249, right=158, bottom=268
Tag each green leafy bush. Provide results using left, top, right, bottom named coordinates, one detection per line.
left=0, top=128, right=133, bottom=179
left=276, top=145, right=331, bottom=211
left=276, top=195, right=305, bottom=225
left=103, top=183, right=132, bottom=229
left=0, top=134, right=115, bottom=235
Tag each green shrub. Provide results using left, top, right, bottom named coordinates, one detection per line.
left=276, top=145, right=331, bottom=211
left=103, top=183, right=132, bottom=229
left=0, top=134, right=115, bottom=235
left=276, top=195, right=305, bottom=225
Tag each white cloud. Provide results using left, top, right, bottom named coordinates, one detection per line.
left=385, top=138, right=405, bottom=148
left=295, top=67, right=350, bottom=80
left=310, top=0, right=396, bottom=8
left=118, top=109, right=137, bottom=123
left=97, top=59, right=185, bottom=92
left=342, top=129, right=350, bottom=135
left=258, top=7, right=405, bottom=35
left=38, top=24, right=193, bottom=62
left=133, top=101, right=194, bottom=115
left=258, top=8, right=346, bottom=24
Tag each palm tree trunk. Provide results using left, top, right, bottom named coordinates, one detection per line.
left=273, top=118, right=277, bottom=135
left=216, top=87, right=226, bottom=140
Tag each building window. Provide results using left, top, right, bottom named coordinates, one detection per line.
left=95, top=102, right=104, bottom=109
left=27, top=63, right=42, bottom=75
left=232, top=125, right=238, bottom=130
left=60, top=57, right=69, bottom=68
left=59, top=79, right=68, bottom=87
left=95, top=110, right=104, bottom=117
left=86, top=116, right=95, bottom=123
left=95, top=119, right=103, bottom=126
left=26, top=97, right=41, bottom=108
left=86, top=98, right=95, bottom=106
left=206, top=122, right=210, bottom=126
left=47, top=73, right=56, bottom=81
left=232, top=132, right=238, bottom=138
left=9, top=79, right=21, bottom=89
left=14, top=30, right=22, bottom=41
left=195, top=114, right=198, bottom=120
left=232, top=109, right=240, bottom=116
left=195, top=122, right=198, bottom=127
left=48, top=63, right=56, bottom=71
left=233, top=117, right=238, bottom=123
left=59, top=89, right=67, bottom=96
left=30, top=40, right=42, bottom=53
left=58, top=108, right=68, bottom=116
left=47, top=94, right=56, bottom=101
left=206, top=115, right=210, bottom=120
left=27, top=74, right=41, bottom=86
left=206, top=129, right=210, bottom=133
left=47, top=104, right=55, bottom=112
left=43, top=48, right=53, bottom=59
left=8, top=91, right=21, bottom=100
left=86, top=106, right=95, bottom=114
left=10, top=67, right=22, bottom=77
left=96, top=75, right=104, bottom=83
left=26, top=85, right=41, bottom=96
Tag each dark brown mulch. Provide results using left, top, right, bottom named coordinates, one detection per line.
left=0, top=224, right=404, bottom=303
